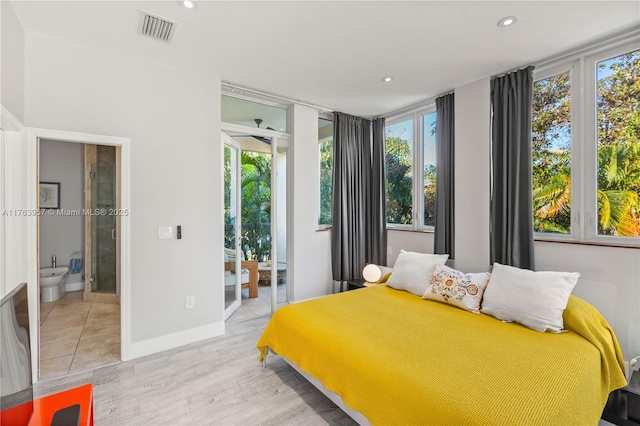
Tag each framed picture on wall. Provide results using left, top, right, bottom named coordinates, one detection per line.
left=39, top=182, right=60, bottom=209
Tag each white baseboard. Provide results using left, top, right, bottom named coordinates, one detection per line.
left=125, top=321, right=225, bottom=361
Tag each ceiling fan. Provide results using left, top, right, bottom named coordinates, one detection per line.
left=253, top=118, right=276, bottom=131
left=226, top=118, right=273, bottom=145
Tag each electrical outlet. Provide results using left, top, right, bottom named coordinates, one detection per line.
left=185, top=296, right=195, bottom=309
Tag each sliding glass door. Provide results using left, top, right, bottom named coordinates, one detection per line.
left=221, top=125, right=291, bottom=319
left=272, top=140, right=289, bottom=310
left=223, top=133, right=242, bottom=320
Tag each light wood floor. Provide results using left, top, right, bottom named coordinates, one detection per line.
left=34, top=315, right=357, bottom=425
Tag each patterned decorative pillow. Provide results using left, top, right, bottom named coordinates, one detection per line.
left=422, top=264, right=491, bottom=313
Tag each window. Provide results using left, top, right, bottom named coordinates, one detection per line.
left=532, top=41, right=639, bottom=245
left=423, top=112, right=437, bottom=226
left=385, top=108, right=437, bottom=230
left=532, top=71, right=572, bottom=234
left=596, top=51, right=640, bottom=238
left=386, top=118, right=414, bottom=225
left=318, top=118, right=334, bottom=227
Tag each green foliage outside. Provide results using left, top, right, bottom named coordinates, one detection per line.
left=532, top=50, right=640, bottom=237
left=386, top=118, right=437, bottom=226
left=424, top=164, right=436, bottom=226
left=224, top=149, right=272, bottom=260
left=385, top=136, right=413, bottom=224
left=319, top=139, right=333, bottom=225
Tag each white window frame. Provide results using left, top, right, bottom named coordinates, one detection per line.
left=584, top=41, right=640, bottom=246
left=318, top=114, right=334, bottom=229
left=385, top=102, right=437, bottom=232
left=385, top=113, right=417, bottom=230
left=533, top=36, right=640, bottom=247
left=532, top=62, right=580, bottom=243
left=418, top=105, right=438, bottom=231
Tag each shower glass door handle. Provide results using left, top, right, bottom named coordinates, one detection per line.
left=111, top=228, right=116, bottom=240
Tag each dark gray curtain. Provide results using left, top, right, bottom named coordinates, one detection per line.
left=331, top=112, right=387, bottom=282
left=369, top=118, right=387, bottom=265
left=490, top=66, right=535, bottom=269
left=434, top=93, right=455, bottom=259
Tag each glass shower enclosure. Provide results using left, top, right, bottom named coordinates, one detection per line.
left=85, top=144, right=119, bottom=302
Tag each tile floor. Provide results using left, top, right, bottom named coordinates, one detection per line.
left=227, top=283, right=286, bottom=322
left=39, top=291, right=120, bottom=380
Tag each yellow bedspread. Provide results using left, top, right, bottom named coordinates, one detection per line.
left=257, top=285, right=627, bottom=425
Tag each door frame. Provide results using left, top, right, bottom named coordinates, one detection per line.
left=221, top=122, right=292, bottom=312
left=222, top=133, right=242, bottom=320
left=25, top=127, right=131, bottom=380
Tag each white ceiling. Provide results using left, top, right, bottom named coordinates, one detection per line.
left=10, top=1, right=640, bottom=117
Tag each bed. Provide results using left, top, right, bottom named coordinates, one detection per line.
left=257, top=284, right=627, bottom=425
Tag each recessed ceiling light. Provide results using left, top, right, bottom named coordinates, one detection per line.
left=181, top=0, right=196, bottom=10
left=497, top=16, right=517, bottom=27
left=382, top=77, right=393, bottom=83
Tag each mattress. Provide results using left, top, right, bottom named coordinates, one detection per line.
left=257, top=285, right=627, bottom=425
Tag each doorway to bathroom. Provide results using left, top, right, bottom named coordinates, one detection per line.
left=37, top=139, right=122, bottom=379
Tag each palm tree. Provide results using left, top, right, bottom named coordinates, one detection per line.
left=597, top=143, right=640, bottom=236
left=533, top=143, right=640, bottom=237
left=239, top=152, right=271, bottom=260
left=533, top=150, right=571, bottom=233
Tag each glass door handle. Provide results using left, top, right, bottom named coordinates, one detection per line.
left=112, top=228, right=116, bottom=240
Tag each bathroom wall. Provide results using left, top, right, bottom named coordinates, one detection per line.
left=39, top=139, right=84, bottom=289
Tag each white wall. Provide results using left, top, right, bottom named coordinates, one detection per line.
left=1, top=1, right=25, bottom=123
left=38, top=140, right=84, bottom=285
left=535, top=242, right=640, bottom=358
left=454, top=78, right=491, bottom=268
left=24, top=32, right=223, bottom=356
left=289, top=104, right=333, bottom=301
left=1, top=129, right=27, bottom=297
left=387, top=231, right=433, bottom=267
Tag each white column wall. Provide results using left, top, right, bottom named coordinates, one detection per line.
left=454, top=78, right=492, bottom=268
left=289, top=104, right=333, bottom=301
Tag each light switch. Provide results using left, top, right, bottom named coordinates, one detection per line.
left=159, top=226, right=173, bottom=239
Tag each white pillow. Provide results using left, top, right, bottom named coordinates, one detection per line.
left=386, top=251, right=449, bottom=296
left=481, top=263, right=579, bottom=332
left=423, top=264, right=491, bottom=314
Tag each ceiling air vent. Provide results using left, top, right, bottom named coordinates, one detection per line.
left=138, top=11, right=176, bottom=43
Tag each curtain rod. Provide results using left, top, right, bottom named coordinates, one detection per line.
left=222, top=82, right=334, bottom=113
left=382, top=98, right=436, bottom=120
left=493, top=27, right=640, bottom=79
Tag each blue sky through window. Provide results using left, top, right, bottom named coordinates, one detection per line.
left=386, top=119, right=413, bottom=151
left=423, top=112, right=437, bottom=170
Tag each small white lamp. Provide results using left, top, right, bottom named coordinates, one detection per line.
left=362, top=264, right=382, bottom=285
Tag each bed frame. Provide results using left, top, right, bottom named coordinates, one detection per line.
left=263, top=348, right=369, bottom=425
